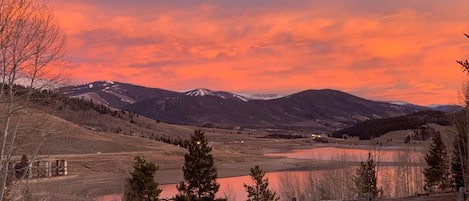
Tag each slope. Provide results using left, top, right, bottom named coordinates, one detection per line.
left=124, top=89, right=421, bottom=132
left=59, top=81, right=178, bottom=108
left=331, top=110, right=451, bottom=140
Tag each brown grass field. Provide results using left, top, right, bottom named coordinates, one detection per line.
left=5, top=107, right=455, bottom=201
left=7, top=109, right=320, bottom=200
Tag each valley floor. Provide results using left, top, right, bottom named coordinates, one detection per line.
left=26, top=135, right=424, bottom=201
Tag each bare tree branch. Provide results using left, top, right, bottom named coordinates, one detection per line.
left=0, top=0, right=66, bottom=200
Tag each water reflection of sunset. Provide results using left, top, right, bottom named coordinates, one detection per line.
left=264, top=146, right=424, bottom=162
left=154, top=146, right=425, bottom=201
left=97, top=145, right=425, bottom=201
left=159, top=175, right=253, bottom=201
left=157, top=166, right=425, bottom=201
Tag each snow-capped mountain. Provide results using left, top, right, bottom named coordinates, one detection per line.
left=58, top=81, right=177, bottom=108
left=185, top=88, right=251, bottom=102
left=60, top=81, right=459, bottom=132
left=185, top=88, right=216, bottom=97
left=122, top=88, right=423, bottom=132
left=184, top=88, right=284, bottom=101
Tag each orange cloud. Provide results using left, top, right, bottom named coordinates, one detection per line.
left=51, top=0, right=469, bottom=105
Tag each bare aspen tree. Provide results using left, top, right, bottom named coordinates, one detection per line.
left=222, top=183, right=237, bottom=201
left=451, top=81, right=469, bottom=189
left=278, top=171, right=318, bottom=201
left=277, top=171, right=302, bottom=200
left=455, top=29, right=469, bottom=190
left=318, top=168, right=355, bottom=200
left=0, top=0, right=65, bottom=200
left=300, top=171, right=318, bottom=201
left=277, top=168, right=356, bottom=201
left=390, top=148, right=425, bottom=198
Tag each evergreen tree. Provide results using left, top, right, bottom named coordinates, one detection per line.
left=176, top=130, right=219, bottom=201
left=14, top=155, right=29, bottom=179
left=423, top=132, right=450, bottom=192
left=243, top=165, right=279, bottom=201
left=353, top=152, right=378, bottom=199
left=123, top=155, right=162, bottom=201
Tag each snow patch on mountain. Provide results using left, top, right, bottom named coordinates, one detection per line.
left=71, top=92, right=109, bottom=106
left=233, top=94, right=249, bottom=102
left=184, top=88, right=285, bottom=102
left=241, top=93, right=285, bottom=100
left=388, top=101, right=411, bottom=106
left=71, top=81, right=115, bottom=91
left=184, top=88, right=252, bottom=102
left=185, top=88, right=216, bottom=97
left=104, top=90, right=135, bottom=104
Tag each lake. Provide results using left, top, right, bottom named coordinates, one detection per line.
left=264, top=145, right=424, bottom=162
left=96, top=145, right=425, bottom=201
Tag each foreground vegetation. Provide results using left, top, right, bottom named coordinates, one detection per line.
left=122, top=129, right=454, bottom=201
left=124, top=130, right=280, bottom=201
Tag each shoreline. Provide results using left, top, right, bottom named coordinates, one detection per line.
left=27, top=142, right=428, bottom=200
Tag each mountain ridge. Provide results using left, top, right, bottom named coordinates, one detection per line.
left=59, top=81, right=461, bottom=132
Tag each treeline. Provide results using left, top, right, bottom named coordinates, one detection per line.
left=25, top=87, right=140, bottom=124
left=332, top=110, right=451, bottom=140
left=28, top=88, right=193, bottom=149
left=158, top=135, right=189, bottom=148
left=266, top=133, right=306, bottom=139
left=63, top=97, right=139, bottom=121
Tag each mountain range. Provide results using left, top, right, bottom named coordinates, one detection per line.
left=59, top=81, right=462, bottom=133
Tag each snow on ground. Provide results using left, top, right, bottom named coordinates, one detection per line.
left=238, top=93, right=285, bottom=100
left=184, top=88, right=286, bottom=102
left=185, top=88, right=214, bottom=96
left=232, top=94, right=249, bottom=102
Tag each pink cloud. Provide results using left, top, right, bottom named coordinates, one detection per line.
left=52, top=0, right=469, bottom=105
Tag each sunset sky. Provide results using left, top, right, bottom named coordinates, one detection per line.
left=50, top=0, right=469, bottom=105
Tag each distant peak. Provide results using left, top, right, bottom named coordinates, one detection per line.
left=184, top=88, right=252, bottom=101
left=94, top=80, right=117, bottom=85
left=77, top=80, right=117, bottom=86
left=242, top=93, right=284, bottom=100
left=185, top=88, right=215, bottom=96
left=389, top=101, right=411, bottom=106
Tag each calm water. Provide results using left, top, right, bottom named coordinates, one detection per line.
left=264, top=145, right=424, bottom=162
left=96, top=146, right=425, bottom=201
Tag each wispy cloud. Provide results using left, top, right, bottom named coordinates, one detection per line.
left=51, top=0, right=469, bottom=105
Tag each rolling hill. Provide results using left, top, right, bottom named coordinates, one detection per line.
left=59, top=81, right=178, bottom=108
left=59, top=81, right=437, bottom=132
left=331, top=110, right=451, bottom=140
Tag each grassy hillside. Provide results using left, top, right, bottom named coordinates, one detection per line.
left=332, top=110, right=451, bottom=140
left=16, top=89, right=266, bottom=155
left=11, top=87, right=454, bottom=201
left=10, top=107, right=188, bottom=155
